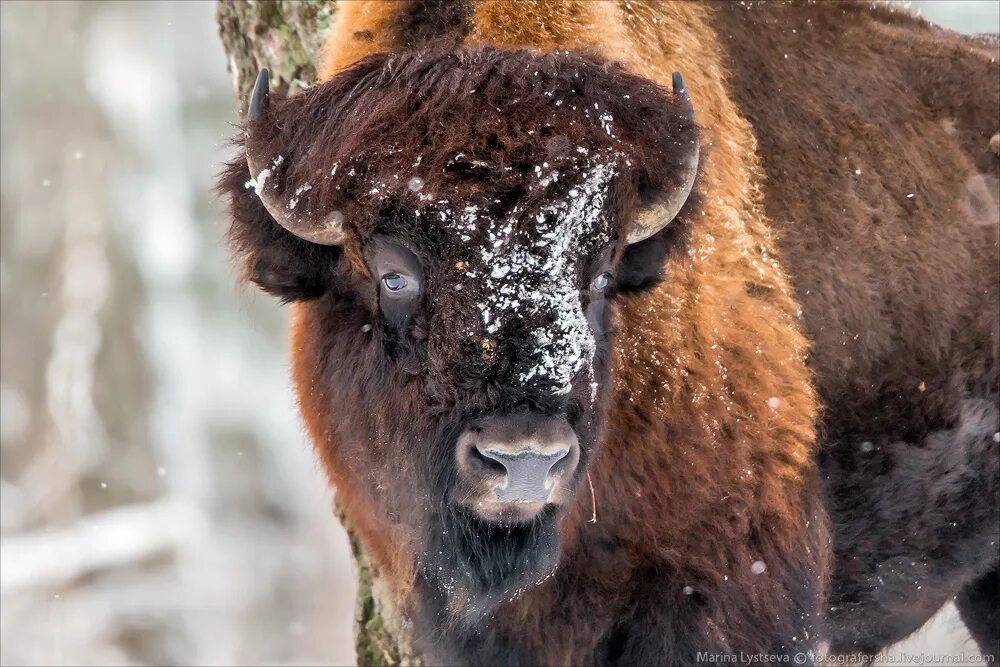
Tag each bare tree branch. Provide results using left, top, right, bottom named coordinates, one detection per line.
left=1, top=500, right=205, bottom=591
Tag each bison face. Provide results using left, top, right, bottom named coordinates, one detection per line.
left=219, top=47, right=699, bottom=615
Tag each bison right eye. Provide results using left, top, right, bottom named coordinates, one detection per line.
left=382, top=273, right=408, bottom=292
left=365, top=235, right=423, bottom=334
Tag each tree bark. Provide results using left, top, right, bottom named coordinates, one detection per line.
left=214, top=3, right=421, bottom=665
left=216, top=0, right=335, bottom=100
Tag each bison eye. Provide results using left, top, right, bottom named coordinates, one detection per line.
left=591, top=272, right=612, bottom=291
left=379, top=270, right=419, bottom=299
left=366, top=236, right=422, bottom=334
left=382, top=273, right=408, bottom=292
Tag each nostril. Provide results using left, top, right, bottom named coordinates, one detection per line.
left=471, top=444, right=508, bottom=476
left=545, top=448, right=571, bottom=480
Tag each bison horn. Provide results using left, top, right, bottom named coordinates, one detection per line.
left=624, top=72, right=700, bottom=245
left=245, top=68, right=348, bottom=246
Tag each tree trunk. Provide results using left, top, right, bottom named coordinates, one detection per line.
left=214, top=2, right=421, bottom=665
left=216, top=0, right=334, bottom=99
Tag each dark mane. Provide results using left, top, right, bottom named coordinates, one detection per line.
left=219, top=46, right=699, bottom=299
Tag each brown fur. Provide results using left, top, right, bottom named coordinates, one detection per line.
left=218, top=0, right=999, bottom=663
left=315, top=1, right=825, bottom=662
left=713, top=2, right=999, bottom=655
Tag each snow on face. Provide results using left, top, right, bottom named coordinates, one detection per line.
left=446, top=157, right=617, bottom=395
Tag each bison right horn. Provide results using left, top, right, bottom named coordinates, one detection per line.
left=245, top=68, right=348, bottom=246
left=624, top=72, right=700, bottom=245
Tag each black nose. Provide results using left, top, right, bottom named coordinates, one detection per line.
left=455, top=412, right=581, bottom=517
left=475, top=445, right=570, bottom=503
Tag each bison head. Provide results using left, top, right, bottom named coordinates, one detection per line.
left=219, top=46, right=699, bottom=619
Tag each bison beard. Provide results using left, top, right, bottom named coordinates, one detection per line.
left=425, top=505, right=561, bottom=617
left=413, top=373, right=608, bottom=623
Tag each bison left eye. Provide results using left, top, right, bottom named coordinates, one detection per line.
left=590, top=272, right=612, bottom=292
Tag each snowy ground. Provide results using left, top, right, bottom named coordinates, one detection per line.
left=890, top=603, right=984, bottom=662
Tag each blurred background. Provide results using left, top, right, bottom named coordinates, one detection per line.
left=0, top=1, right=997, bottom=665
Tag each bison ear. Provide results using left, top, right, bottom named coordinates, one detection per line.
left=217, top=156, right=341, bottom=302
left=615, top=153, right=700, bottom=292
left=614, top=190, right=697, bottom=293
left=614, top=72, right=701, bottom=293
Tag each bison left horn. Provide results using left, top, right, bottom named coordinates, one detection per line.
left=624, top=72, right=700, bottom=245
left=245, top=68, right=348, bottom=246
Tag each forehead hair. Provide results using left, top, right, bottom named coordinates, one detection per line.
left=241, top=45, right=697, bottom=245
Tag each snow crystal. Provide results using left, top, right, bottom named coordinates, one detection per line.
left=463, top=159, right=617, bottom=393
left=599, top=112, right=614, bottom=137
left=249, top=156, right=284, bottom=197
left=993, top=432, right=1000, bottom=442
left=407, top=176, right=425, bottom=192
left=751, top=560, right=767, bottom=575
left=767, top=396, right=781, bottom=410
left=287, top=182, right=312, bottom=211
left=682, top=585, right=695, bottom=595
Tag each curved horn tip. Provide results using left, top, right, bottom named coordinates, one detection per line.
left=248, top=68, right=270, bottom=120
left=671, top=72, right=685, bottom=94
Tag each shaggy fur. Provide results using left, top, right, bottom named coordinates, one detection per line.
left=713, top=2, right=1000, bottom=657
left=230, top=47, right=699, bottom=296
left=218, top=0, right=998, bottom=664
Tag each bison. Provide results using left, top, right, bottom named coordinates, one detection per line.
left=218, top=1, right=999, bottom=664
